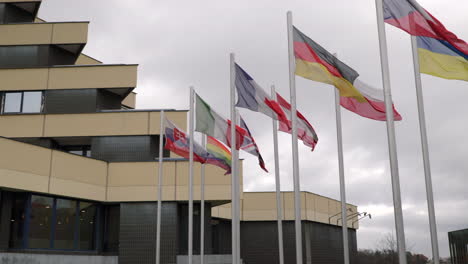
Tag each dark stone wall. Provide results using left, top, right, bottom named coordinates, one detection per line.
left=119, top=202, right=178, bottom=264
left=239, top=220, right=358, bottom=264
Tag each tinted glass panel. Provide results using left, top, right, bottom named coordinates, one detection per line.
left=0, top=46, right=40, bottom=68
left=22, top=91, right=42, bottom=113
left=3, top=92, right=21, bottom=113
left=8, top=192, right=28, bottom=248
left=78, top=202, right=96, bottom=250
left=54, top=199, right=76, bottom=249
left=29, top=195, right=53, bottom=248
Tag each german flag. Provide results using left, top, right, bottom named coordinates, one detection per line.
left=293, top=26, right=402, bottom=121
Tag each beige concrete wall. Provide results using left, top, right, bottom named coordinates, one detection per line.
left=0, top=138, right=233, bottom=203
left=0, top=65, right=137, bottom=92
left=0, top=111, right=187, bottom=139
left=75, top=54, right=103, bottom=65
left=122, top=92, right=136, bottom=109
left=0, top=22, right=88, bottom=46
left=0, top=137, right=50, bottom=193
left=43, top=112, right=150, bottom=137
left=212, top=191, right=359, bottom=229
left=48, top=65, right=137, bottom=90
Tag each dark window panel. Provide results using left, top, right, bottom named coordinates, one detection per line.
left=96, top=89, right=122, bottom=111
left=54, top=199, right=76, bottom=249
left=28, top=195, right=53, bottom=249
left=44, top=89, right=97, bottom=114
left=103, top=205, right=120, bottom=253
left=1, top=3, right=35, bottom=24
left=78, top=202, right=97, bottom=250
left=8, top=192, right=28, bottom=249
left=91, top=136, right=164, bottom=162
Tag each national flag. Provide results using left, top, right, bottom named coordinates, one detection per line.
left=383, top=0, right=468, bottom=81
left=164, top=117, right=207, bottom=163
left=205, top=136, right=232, bottom=175
left=276, top=92, right=318, bottom=151
left=383, top=0, right=468, bottom=54
left=416, top=36, right=467, bottom=81
left=195, top=93, right=248, bottom=150
left=238, top=116, right=268, bottom=172
left=293, top=26, right=402, bottom=121
left=235, top=63, right=289, bottom=123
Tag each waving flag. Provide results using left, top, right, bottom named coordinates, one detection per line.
left=195, top=93, right=248, bottom=150
left=164, top=118, right=207, bottom=163
left=235, top=63, right=288, bottom=123
left=276, top=92, right=318, bottom=151
left=293, top=26, right=402, bottom=121
left=238, top=117, right=268, bottom=172
left=205, top=136, right=232, bottom=175
left=383, top=0, right=468, bottom=81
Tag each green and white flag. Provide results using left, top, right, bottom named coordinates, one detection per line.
left=195, top=93, right=230, bottom=145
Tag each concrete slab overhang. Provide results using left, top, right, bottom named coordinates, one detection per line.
left=0, top=137, right=237, bottom=204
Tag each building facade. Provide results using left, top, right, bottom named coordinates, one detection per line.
left=0, top=1, right=359, bottom=263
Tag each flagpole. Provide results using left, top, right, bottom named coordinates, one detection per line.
left=410, top=35, right=440, bottom=264
left=375, top=1, right=407, bottom=263
left=235, top=109, right=241, bottom=263
left=188, top=86, right=195, bottom=264
left=200, top=134, right=206, bottom=264
left=155, top=110, right=165, bottom=264
left=286, top=11, right=303, bottom=264
left=333, top=86, right=350, bottom=264
left=271, top=85, right=285, bottom=264
left=230, top=52, right=239, bottom=264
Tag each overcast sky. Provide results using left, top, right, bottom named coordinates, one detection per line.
left=39, top=0, right=467, bottom=258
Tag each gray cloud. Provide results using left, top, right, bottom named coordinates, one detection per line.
left=39, top=0, right=468, bottom=258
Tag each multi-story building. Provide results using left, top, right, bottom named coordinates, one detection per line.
left=0, top=1, right=359, bottom=263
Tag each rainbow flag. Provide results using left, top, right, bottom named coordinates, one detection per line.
left=205, top=136, right=231, bottom=174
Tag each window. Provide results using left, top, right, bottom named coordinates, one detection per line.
left=7, top=194, right=99, bottom=251
left=2, top=91, right=43, bottom=114
left=28, top=195, right=53, bottom=248
left=8, top=192, right=28, bottom=249
left=54, top=199, right=76, bottom=249
left=79, top=202, right=97, bottom=250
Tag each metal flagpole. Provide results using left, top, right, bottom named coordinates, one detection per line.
left=334, top=87, right=350, bottom=264
left=229, top=52, right=239, bottom=264
left=271, top=85, right=285, bottom=264
left=374, top=1, right=407, bottom=263
left=200, top=135, right=206, bottom=264
left=155, top=110, right=165, bottom=264
left=410, top=35, right=440, bottom=264
left=188, top=86, right=195, bottom=264
left=286, top=11, right=303, bottom=264
left=235, top=109, right=241, bottom=263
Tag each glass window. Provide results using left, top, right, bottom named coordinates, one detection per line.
left=78, top=202, right=96, bottom=250
left=29, top=195, right=53, bottom=248
left=54, top=199, right=76, bottom=249
left=8, top=192, right=28, bottom=248
left=3, top=92, right=22, bottom=113
left=22, top=91, right=42, bottom=113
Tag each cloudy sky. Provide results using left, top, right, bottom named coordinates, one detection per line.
left=39, top=0, right=467, bottom=258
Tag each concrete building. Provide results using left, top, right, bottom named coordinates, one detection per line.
left=0, top=1, right=359, bottom=263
